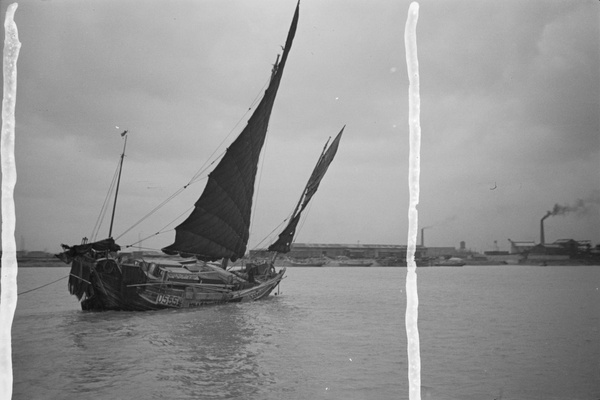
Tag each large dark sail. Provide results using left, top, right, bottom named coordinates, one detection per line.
left=162, top=3, right=299, bottom=261
left=268, top=126, right=344, bottom=253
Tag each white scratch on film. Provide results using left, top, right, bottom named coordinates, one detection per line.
left=1, top=3, right=21, bottom=399
left=404, top=2, right=421, bottom=400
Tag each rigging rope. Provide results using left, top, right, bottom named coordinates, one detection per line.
left=115, top=187, right=191, bottom=241
left=114, top=76, right=272, bottom=248
left=18, top=275, right=68, bottom=296
left=186, top=76, right=269, bottom=187
left=250, top=130, right=269, bottom=238
left=251, top=200, right=313, bottom=254
left=251, top=217, right=287, bottom=250
left=121, top=205, right=195, bottom=248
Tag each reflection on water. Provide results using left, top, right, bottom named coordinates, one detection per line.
left=50, top=304, right=279, bottom=399
left=152, top=306, right=273, bottom=399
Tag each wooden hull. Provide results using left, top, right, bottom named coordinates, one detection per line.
left=289, top=261, right=326, bottom=267
left=433, top=262, right=465, bottom=267
left=433, top=258, right=465, bottom=267
left=68, top=256, right=285, bottom=311
left=338, top=261, right=373, bottom=267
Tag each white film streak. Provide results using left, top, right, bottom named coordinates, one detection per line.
left=1, top=3, right=21, bottom=399
left=404, top=2, right=421, bottom=399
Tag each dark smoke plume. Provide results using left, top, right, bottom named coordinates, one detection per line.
left=544, top=193, right=600, bottom=220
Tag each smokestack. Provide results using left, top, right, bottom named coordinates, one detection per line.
left=540, top=211, right=551, bottom=244
left=421, top=226, right=433, bottom=247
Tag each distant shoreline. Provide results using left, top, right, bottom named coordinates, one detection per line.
left=9, top=259, right=66, bottom=267
left=6, top=259, right=599, bottom=268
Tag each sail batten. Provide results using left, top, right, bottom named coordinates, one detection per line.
left=268, top=126, right=344, bottom=254
left=163, top=3, right=300, bottom=261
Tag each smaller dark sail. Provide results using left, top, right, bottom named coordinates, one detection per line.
left=268, top=126, right=344, bottom=253
left=267, top=214, right=302, bottom=254
left=301, top=126, right=344, bottom=210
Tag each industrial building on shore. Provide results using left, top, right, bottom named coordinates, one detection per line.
left=250, top=237, right=600, bottom=266
left=252, top=243, right=423, bottom=261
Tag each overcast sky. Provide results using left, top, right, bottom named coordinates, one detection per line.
left=1, top=0, right=598, bottom=254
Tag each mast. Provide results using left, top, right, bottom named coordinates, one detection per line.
left=109, top=131, right=128, bottom=238
left=267, top=126, right=344, bottom=255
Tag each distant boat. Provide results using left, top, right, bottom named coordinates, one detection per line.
left=56, top=3, right=342, bottom=311
left=289, top=258, right=327, bottom=267
left=337, top=257, right=373, bottom=267
left=433, top=257, right=465, bottom=267
left=416, top=258, right=434, bottom=267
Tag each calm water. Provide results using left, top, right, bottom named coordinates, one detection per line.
left=10, top=264, right=600, bottom=400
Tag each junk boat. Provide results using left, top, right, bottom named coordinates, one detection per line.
left=57, top=3, right=344, bottom=311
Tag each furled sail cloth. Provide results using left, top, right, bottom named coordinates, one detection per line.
left=268, top=126, right=344, bottom=254
left=56, top=238, right=121, bottom=264
left=162, top=3, right=299, bottom=261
